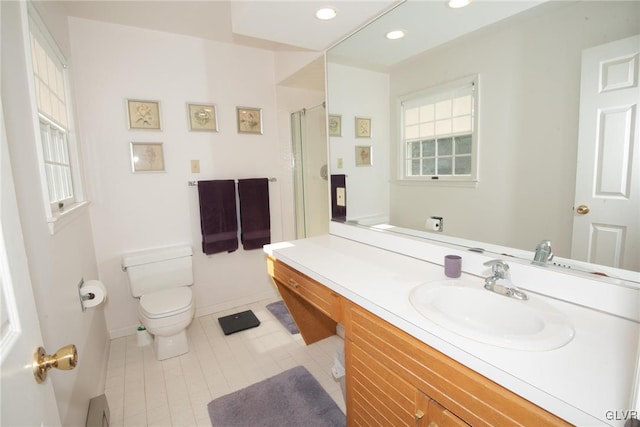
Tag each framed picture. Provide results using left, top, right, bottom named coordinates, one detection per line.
left=355, top=145, right=372, bottom=166
left=187, top=103, right=218, bottom=132
left=328, top=114, right=342, bottom=137
left=355, top=117, right=371, bottom=138
left=127, top=99, right=161, bottom=130
left=130, top=142, right=165, bottom=173
left=236, top=107, right=263, bottom=134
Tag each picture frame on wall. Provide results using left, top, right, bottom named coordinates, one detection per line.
left=236, top=107, right=263, bottom=134
left=127, top=99, right=161, bottom=130
left=130, top=142, right=165, bottom=173
left=187, top=103, right=218, bottom=132
left=355, top=145, right=372, bottom=166
left=328, top=114, right=342, bottom=137
left=355, top=117, right=371, bottom=138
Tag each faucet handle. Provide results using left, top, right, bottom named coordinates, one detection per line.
left=483, top=259, right=510, bottom=278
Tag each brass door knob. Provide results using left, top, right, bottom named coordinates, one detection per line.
left=576, top=204, right=590, bottom=215
left=33, top=344, right=78, bottom=384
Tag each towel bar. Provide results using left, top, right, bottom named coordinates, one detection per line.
left=188, top=178, right=277, bottom=186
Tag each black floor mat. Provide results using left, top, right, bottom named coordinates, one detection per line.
left=218, top=310, right=261, bottom=335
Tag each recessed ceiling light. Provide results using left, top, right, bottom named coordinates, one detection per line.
left=448, top=0, right=472, bottom=8
left=316, top=7, right=337, bottom=20
left=386, top=30, right=405, bottom=40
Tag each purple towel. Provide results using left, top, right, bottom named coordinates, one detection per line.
left=197, top=180, right=238, bottom=255
left=237, top=178, right=271, bottom=250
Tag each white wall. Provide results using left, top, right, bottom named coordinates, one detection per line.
left=1, top=3, right=109, bottom=426
left=388, top=1, right=640, bottom=257
left=327, top=63, right=390, bottom=221
left=68, top=17, right=299, bottom=337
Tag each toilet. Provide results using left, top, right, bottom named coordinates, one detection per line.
left=122, top=245, right=195, bottom=360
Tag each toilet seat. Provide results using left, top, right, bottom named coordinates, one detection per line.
left=139, top=287, right=193, bottom=319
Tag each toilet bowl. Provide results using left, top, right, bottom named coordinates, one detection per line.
left=137, top=286, right=195, bottom=360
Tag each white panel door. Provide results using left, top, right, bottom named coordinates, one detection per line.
left=0, top=94, right=60, bottom=424
left=572, top=35, right=640, bottom=271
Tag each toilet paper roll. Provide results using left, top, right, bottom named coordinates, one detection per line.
left=81, top=280, right=107, bottom=309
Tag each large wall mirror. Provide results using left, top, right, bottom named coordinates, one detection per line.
left=326, top=0, right=639, bottom=284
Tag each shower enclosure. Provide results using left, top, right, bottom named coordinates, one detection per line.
left=290, top=104, right=329, bottom=238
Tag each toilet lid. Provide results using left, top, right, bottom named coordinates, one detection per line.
left=139, top=287, right=192, bottom=318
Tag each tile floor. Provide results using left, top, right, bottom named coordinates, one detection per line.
left=104, top=297, right=345, bottom=427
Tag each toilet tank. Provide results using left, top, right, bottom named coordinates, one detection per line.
left=122, top=245, right=193, bottom=297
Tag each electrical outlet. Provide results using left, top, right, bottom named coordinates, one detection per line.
left=191, top=160, right=200, bottom=173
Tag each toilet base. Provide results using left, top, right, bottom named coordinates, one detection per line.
left=152, top=330, right=189, bottom=360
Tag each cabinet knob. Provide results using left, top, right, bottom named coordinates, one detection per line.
left=428, top=422, right=439, bottom=427
left=414, top=409, right=425, bottom=427
left=288, top=278, right=300, bottom=288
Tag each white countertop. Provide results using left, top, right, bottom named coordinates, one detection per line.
left=265, top=234, right=640, bottom=427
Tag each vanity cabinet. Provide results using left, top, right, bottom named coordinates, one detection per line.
left=267, top=258, right=571, bottom=426
left=267, top=257, right=340, bottom=344
left=344, top=300, right=570, bottom=426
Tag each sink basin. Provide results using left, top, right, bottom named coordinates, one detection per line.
left=409, top=279, right=574, bottom=351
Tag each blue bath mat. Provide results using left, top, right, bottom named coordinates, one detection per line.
left=266, top=300, right=299, bottom=334
left=207, top=365, right=345, bottom=426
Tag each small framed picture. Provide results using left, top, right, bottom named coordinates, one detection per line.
left=236, top=107, right=263, bottom=134
left=130, top=142, right=165, bottom=173
left=355, top=145, right=372, bottom=166
left=127, top=99, right=161, bottom=130
left=187, top=103, right=218, bottom=132
left=355, top=117, right=371, bottom=138
left=328, top=114, right=342, bottom=137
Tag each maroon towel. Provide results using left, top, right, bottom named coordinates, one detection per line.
left=237, top=178, right=271, bottom=250
left=197, top=180, right=238, bottom=255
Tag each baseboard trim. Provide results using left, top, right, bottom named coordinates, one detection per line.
left=194, top=289, right=278, bottom=318
left=108, top=289, right=279, bottom=339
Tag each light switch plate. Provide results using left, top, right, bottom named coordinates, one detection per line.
left=191, top=160, right=200, bottom=173
left=337, top=158, right=343, bottom=169
left=336, top=187, right=346, bottom=207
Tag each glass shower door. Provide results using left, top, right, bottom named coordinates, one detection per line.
left=291, top=105, right=329, bottom=238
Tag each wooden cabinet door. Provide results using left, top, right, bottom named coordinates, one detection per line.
left=416, top=391, right=469, bottom=427
left=347, top=338, right=416, bottom=426
left=427, top=396, right=469, bottom=427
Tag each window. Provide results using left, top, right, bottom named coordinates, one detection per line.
left=28, top=7, right=85, bottom=233
left=400, top=76, right=478, bottom=182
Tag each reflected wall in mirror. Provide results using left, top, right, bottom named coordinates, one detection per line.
left=327, top=0, right=640, bottom=280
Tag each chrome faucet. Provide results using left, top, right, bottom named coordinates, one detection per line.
left=483, top=259, right=528, bottom=300
left=533, top=240, right=554, bottom=265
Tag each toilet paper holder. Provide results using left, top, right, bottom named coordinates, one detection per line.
left=78, top=278, right=106, bottom=312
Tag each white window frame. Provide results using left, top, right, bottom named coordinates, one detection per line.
left=398, top=75, right=479, bottom=185
left=27, top=4, right=87, bottom=234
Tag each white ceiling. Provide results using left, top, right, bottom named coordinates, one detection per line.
left=329, top=0, right=546, bottom=70
left=54, top=0, right=399, bottom=52
left=43, top=0, right=547, bottom=90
